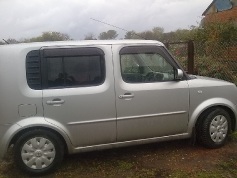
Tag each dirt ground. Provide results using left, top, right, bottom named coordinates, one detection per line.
left=1, top=134, right=237, bottom=178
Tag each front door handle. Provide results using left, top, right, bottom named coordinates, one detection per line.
left=46, top=98, right=65, bottom=106
left=119, top=93, right=134, bottom=99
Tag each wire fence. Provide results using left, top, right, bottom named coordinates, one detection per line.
left=166, top=41, right=237, bottom=85
left=195, top=41, right=237, bottom=84
left=166, top=42, right=189, bottom=72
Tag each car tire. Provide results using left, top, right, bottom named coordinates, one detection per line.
left=197, top=108, right=231, bottom=148
left=14, top=129, right=64, bottom=175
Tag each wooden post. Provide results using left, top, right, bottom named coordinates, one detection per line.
left=187, top=40, right=194, bottom=74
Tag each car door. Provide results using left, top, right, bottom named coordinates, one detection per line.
left=112, top=45, right=189, bottom=142
left=42, top=45, right=117, bottom=147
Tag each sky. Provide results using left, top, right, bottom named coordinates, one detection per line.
left=0, top=0, right=213, bottom=40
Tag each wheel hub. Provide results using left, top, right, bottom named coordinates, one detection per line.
left=21, top=137, right=56, bottom=169
left=209, top=115, right=228, bottom=143
left=34, top=150, right=43, bottom=157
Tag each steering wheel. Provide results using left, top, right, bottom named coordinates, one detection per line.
left=145, top=72, right=154, bottom=81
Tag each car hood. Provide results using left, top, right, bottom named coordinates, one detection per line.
left=188, top=75, right=235, bottom=88
left=189, top=75, right=233, bottom=84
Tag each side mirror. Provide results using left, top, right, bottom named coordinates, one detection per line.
left=175, top=69, right=183, bottom=80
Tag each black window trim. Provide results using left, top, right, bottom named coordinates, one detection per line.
left=26, top=50, right=42, bottom=90
left=43, top=47, right=104, bottom=57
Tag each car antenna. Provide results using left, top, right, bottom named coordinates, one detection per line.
left=2, top=39, right=9, bottom=44
left=90, top=18, right=146, bottom=40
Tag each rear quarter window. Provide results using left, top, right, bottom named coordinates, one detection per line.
left=43, top=47, right=105, bottom=89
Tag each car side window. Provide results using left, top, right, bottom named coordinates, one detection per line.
left=44, top=48, right=105, bottom=89
left=120, top=50, right=175, bottom=83
left=121, top=55, right=140, bottom=74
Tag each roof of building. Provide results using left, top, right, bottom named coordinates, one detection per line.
left=203, top=0, right=233, bottom=16
left=203, top=0, right=217, bottom=16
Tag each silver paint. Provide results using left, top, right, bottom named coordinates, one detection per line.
left=0, top=40, right=237, bottom=160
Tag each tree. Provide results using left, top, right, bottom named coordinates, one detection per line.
left=193, top=22, right=237, bottom=43
left=161, top=28, right=194, bottom=42
left=152, top=27, right=164, bottom=40
left=24, top=31, right=71, bottom=42
left=124, top=31, right=141, bottom=39
left=5, top=38, right=19, bottom=44
left=124, top=27, right=165, bottom=40
left=98, top=30, right=118, bottom=40
left=138, top=31, right=154, bottom=40
left=84, top=33, right=97, bottom=40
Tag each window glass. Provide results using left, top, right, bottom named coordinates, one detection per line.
left=120, top=53, right=174, bottom=83
left=121, top=55, right=139, bottom=74
left=47, top=55, right=104, bottom=88
left=47, top=58, right=63, bottom=88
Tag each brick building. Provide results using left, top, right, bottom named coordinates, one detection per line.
left=201, top=0, right=237, bottom=61
left=202, top=0, right=237, bottom=23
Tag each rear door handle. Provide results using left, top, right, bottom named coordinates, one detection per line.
left=119, top=93, right=134, bottom=99
left=46, top=98, right=65, bottom=106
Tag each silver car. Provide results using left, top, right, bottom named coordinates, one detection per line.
left=0, top=40, right=236, bottom=175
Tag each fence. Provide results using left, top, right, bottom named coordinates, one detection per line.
left=166, top=41, right=237, bottom=85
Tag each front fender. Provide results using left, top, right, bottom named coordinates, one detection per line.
left=188, top=98, right=237, bottom=133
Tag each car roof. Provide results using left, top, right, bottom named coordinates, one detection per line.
left=0, top=40, right=164, bottom=49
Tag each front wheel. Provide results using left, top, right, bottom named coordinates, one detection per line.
left=197, top=108, right=231, bottom=148
left=14, top=129, right=64, bottom=175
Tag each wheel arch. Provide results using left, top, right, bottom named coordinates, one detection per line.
left=10, top=126, right=69, bottom=154
left=195, top=105, right=236, bottom=132
left=188, top=97, right=237, bottom=134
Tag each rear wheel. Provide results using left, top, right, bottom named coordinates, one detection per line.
left=197, top=108, right=231, bottom=148
left=14, top=129, right=64, bottom=175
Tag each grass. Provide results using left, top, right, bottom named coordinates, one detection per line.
left=0, top=134, right=237, bottom=178
left=195, top=171, right=224, bottom=178
left=230, top=131, right=237, bottom=141
left=117, top=161, right=134, bottom=170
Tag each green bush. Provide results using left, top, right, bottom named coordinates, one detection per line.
left=196, top=55, right=237, bottom=84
